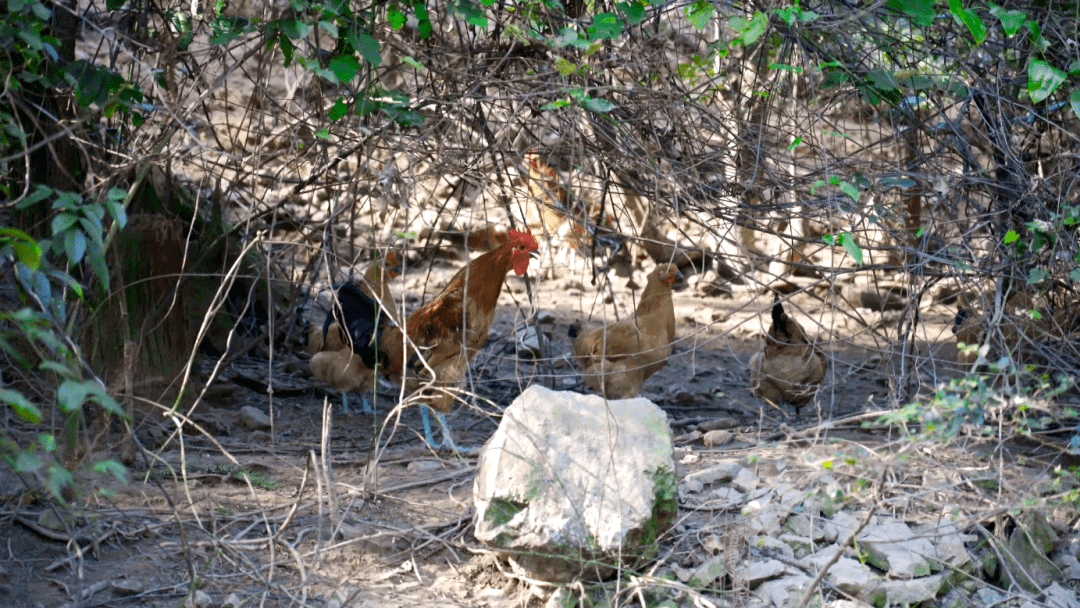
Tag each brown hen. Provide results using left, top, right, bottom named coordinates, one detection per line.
left=749, top=297, right=826, bottom=419
left=569, top=264, right=681, bottom=399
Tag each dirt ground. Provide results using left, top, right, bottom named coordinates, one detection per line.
left=9, top=251, right=1072, bottom=608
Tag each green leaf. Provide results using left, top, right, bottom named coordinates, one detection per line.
left=64, top=228, right=86, bottom=264
left=31, top=1, right=51, bottom=20
left=351, top=31, right=382, bottom=66
left=822, top=234, right=836, bottom=246
left=1027, top=268, right=1048, bottom=285
left=839, top=232, right=863, bottom=265
left=686, top=0, right=714, bottom=30
left=87, top=240, right=109, bottom=292
left=317, top=19, right=338, bottom=38
left=616, top=0, right=646, bottom=25
left=401, top=55, right=424, bottom=69
left=38, top=361, right=75, bottom=379
left=555, top=57, right=576, bottom=76
left=106, top=0, right=124, bottom=9
left=774, top=5, right=796, bottom=26
left=839, top=181, right=859, bottom=202
left=1070, top=89, right=1080, bottom=121
left=49, top=269, right=83, bottom=300
left=887, top=0, right=934, bottom=26
left=278, top=34, right=294, bottom=66
left=328, top=97, right=348, bottom=121
left=57, top=379, right=90, bottom=412
left=540, top=99, right=571, bottom=110
left=385, top=106, right=425, bottom=126
left=1004, top=229, right=1019, bottom=244
left=582, top=97, right=615, bottom=113
left=0, top=388, right=42, bottom=422
left=280, top=18, right=310, bottom=39
left=735, top=11, right=767, bottom=45
left=878, top=175, right=918, bottom=189
left=1029, top=59, right=1066, bottom=103
left=328, top=54, right=361, bottom=82
left=413, top=1, right=432, bottom=38
left=388, top=5, right=406, bottom=28
left=450, top=0, right=487, bottom=27
left=51, top=212, right=78, bottom=235
left=315, top=127, right=330, bottom=139
left=92, top=459, right=129, bottom=483
left=105, top=200, right=127, bottom=229
left=588, top=12, right=622, bottom=39
left=16, top=185, right=53, bottom=209
left=551, top=27, right=580, bottom=48
left=47, top=465, right=73, bottom=501
left=210, top=15, right=250, bottom=45
left=1069, top=268, right=1080, bottom=282
left=949, top=0, right=986, bottom=44
left=89, top=385, right=127, bottom=418
left=79, top=215, right=104, bottom=246
left=988, top=3, right=1025, bottom=35
left=13, top=452, right=43, bottom=474
left=1, top=227, right=42, bottom=270
left=787, top=136, right=803, bottom=150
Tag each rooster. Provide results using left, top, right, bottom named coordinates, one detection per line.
left=308, top=252, right=400, bottom=414
left=749, top=296, right=826, bottom=419
left=376, top=228, right=539, bottom=451
left=568, top=264, right=682, bottom=399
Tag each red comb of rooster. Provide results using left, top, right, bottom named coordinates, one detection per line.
left=509, top=228, right=538, bottom=249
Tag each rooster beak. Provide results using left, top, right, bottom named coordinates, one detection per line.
left=528, top=249, right=541, bottom=260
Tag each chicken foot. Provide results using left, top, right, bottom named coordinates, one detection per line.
left=419, top=406, right=472, bottom=454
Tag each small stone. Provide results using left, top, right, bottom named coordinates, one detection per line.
left=688, top=555, right=727, bottom=587
left=700, top=534, right=723, bottom=555
left=222, top=593, right=243, bottom=608
left=111, top=580, right=144, bottom=596
left=702, top=430, right=732, bottom=447
left=683, top=460, right=740, bottom=486
left=698, top=418, right=737, bottom=432
left=731, top=467, right=760, bottom=493
left=677, top=430, right=703, bottom=444
left=710, top=487, right=744, bottom=509
left=779, top=533, right=814, bottom=558
left=736, top=559, right=786, bottom=587
left=239, top=405, right=271, bottom=430
left=407, top=460, right=442, bottom=473
left=670, top=563, right=693, bottom=583
left=678, top=449, right=700, bottom=464
left=190, top=590, right=212, bottom=608
left=516, top=324, right=541, bottom=357
left=672, top=390, right=696, bottom=405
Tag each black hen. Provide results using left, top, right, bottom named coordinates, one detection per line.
left=322, top=282, right=390, bottom=370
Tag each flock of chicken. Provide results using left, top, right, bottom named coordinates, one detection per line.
left=306, top=151, right=828, bottom=451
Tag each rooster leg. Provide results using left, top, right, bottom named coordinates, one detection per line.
left=341, top=392, right=355, bottom=415
left=359, top=392, right=375, bottom=415
left=419, top=406, right=472, bottom=454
